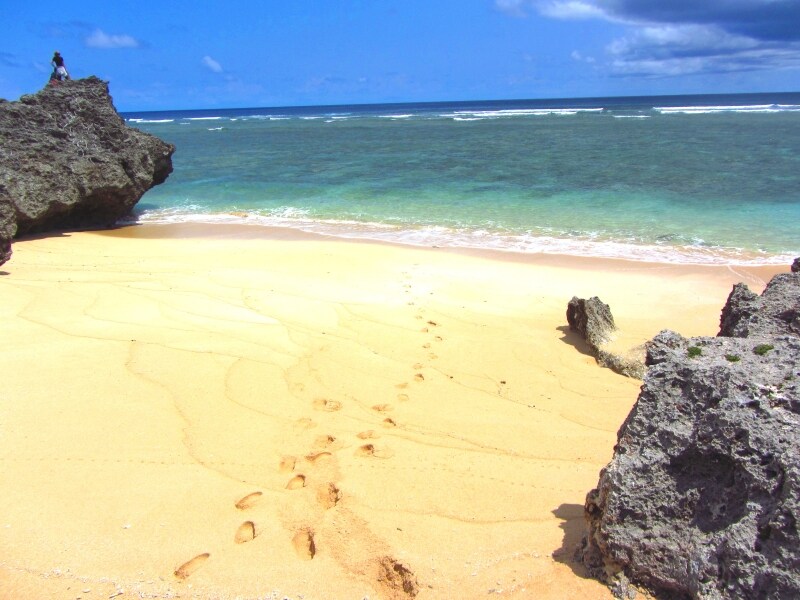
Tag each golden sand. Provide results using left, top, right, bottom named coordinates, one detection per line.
left=0, top=224, right=782, bottom=599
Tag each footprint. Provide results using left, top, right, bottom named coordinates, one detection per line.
left=376, top=556, right=419, bottom=597
left=313, top=398, right=342, bottom=412
left=397, top=393, right=409, bottom=402
left=414, top=373, right=425, bottom=382
left=286, top=474, right=306, bottom=490
left=422, top=343, right=431, bottom=349
left=293, top=530, right=316, bottom=560
left=293, top=417, right=316, bottom=431
left=234, top=521, right=256, bottom=544
left=382, top=418, right=398, bottom=428
left=429, top=353, right=438, bottom=360
left=372, top=404, right=392, bottom=412
left=427, top=320, right=439, bottom=327
left=434, top=335, right=443, bottom=342
left=305, top=451, right=332, bottom=464
left=279, top=456, right=297, bottom=473
left=317, top=483, right=341, bottom=509
left=357, top=430, right=379, bottom=440
left=395, top=383, right=408, bottom=390
left=235, top=491, right=263, bottom=510
left=313, top=434, right=336, bottom=449
left=412, top=363, right=423, bottom=370
left=355, top=444, right=394, bottom=459
left=174, top=553, right=210, bottom=580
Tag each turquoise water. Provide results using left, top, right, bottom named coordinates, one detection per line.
left=124, top=94, right=800, bottom=264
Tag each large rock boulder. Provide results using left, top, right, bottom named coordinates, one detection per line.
left=579, top=264, right=800, bottom=599
left=0, top=77, right=174, bottom=265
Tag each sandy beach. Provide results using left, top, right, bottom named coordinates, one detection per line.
left=0, top=224, right=784, bottom=600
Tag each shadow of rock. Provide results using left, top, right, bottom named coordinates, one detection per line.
left=556, top=325, right=595, bottom=358
left=564, top=297, right=646, bottom=379
left=551, top=503, right=592, bottom=579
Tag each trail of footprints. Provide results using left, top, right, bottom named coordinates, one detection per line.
left=172, top=392, right=402, bottom=579
left=173, top=282, right=436, bottom=593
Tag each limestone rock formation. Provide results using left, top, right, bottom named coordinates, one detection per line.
left=719, top=275, right=800, bottom=338
left=579, top=263, right=800, bottom=599
left=567, top=296, right=616, bottom=350
left=567, top=296, right=646, bottom=379
left=0, top=77, right=174, bottom=265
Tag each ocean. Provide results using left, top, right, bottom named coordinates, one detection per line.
left=122, top=92, right=800, bottom=265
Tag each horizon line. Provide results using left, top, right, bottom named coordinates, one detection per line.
left=117, top=89, right=800, bottom=115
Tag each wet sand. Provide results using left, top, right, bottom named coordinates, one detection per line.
left=0, top=224, right=783, bottom=599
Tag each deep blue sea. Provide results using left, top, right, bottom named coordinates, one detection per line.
left=122, top=92, right=800, bottom=265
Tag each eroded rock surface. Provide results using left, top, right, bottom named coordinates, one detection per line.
left=0, top=77, right=174, bottom=265
left=580, top=264, right=800, bottom=599
left=567, top=296, right=645, bottom=378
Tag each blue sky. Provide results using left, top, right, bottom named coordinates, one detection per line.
left=2, top=0, right=799, bottom=111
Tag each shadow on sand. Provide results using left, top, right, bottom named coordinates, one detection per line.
left=551, top=503, right=593, bottom=579
left=556, top=325, right=595, bottom=358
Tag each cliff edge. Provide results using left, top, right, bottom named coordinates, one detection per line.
left=580, top=264, right=800, bottom=599
left=0, top=77, right=174, bottom=265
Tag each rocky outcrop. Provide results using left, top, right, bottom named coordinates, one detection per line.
left=0, top=77, right=174, bottom=265
left=579, top=263, right=800, bottom=599
left=567, top=296, right=617, bottom=349
left=719, top=276, right=800, bottom=338
left=567, top=296, right=646, bottom=379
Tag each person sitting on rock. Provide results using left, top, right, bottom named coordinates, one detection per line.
left=51, top=51, right=70, bottom=81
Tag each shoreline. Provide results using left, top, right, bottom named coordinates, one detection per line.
left=122, top=213, right=799, bottom=268
left=102, top=221, right=786, bottom=284
left=0, top=225, right=789, bottom=599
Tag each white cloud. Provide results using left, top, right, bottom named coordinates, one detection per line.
left=537, top=1, right=607, bottom=20
left=571, top=49, right=597, bottom=63
left=494, top=0, right=529, bottom=17
left=85, top=29, right=139, bottom=49
left=513, top=0, right=800, bottom=77
left=607, top=24, right=800, bottom=76
left=202, top=55, right=223, bottom=73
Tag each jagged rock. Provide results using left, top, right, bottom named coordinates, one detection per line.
left=719, top=269, right=800, bottom=338
left=567, top=296, right=616, bottom=351
left=567, top=296, right=645, bottom=378
left=580, top=264, right=800, bottom=599
left=792, top=258, right=800, bottom=273
left=0, top=77, right=174, bottom=265
left=596, top=348, right=646, bottom=380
